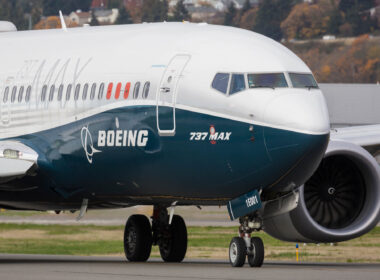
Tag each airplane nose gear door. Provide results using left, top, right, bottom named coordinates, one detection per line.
left=156, top=54, right=190, bottom=136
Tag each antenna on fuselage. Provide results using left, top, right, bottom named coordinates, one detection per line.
left=59, top=10, right=67, bottom=32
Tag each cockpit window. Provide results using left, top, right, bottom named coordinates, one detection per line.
left=229, top=74, right=246, bottom=95
left=289, top=73, right=319, bottom=89
left=212, top=73, right=230, bottom=94
left=248, top=73, right=288, bottom=89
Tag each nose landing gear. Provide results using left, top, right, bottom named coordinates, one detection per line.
left=229, top=215, right=264, bottom=267
left=123, top=205, right=188, bottom=263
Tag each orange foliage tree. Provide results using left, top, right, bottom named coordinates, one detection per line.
left=281, top=1, right=333, bottom=40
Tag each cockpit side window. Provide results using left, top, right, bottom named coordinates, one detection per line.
left=212, top=73, right=230, bottom=94
left=248, top=73, right=288, bottom=89
left=289, top=73, right=319, bottom=89
left=229, top=74, right=246, bottom=95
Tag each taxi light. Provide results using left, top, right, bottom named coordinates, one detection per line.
left=3, top=149, right=20, bottom=159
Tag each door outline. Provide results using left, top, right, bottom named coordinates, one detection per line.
left=156, top=54, right=191, bottom=136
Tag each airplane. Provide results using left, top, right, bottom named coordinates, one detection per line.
left=0, top=20, right=379, bottom=268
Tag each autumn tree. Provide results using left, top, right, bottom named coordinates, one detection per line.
left=171, top=0, right=190, bottom=22
left=281, top=2, right=332, bottom=40
left=34, top=15, right=61, bottom=29
left=239, top=8, right=257, bottom=30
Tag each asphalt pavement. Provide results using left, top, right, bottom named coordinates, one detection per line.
left=0, top=254, right=379, bottom=280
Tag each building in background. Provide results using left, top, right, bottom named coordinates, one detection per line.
left=94, top=8, right=119, bottom=25
left=69, top=10, right=91, bottom=26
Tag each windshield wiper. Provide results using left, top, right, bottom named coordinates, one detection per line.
left=305, top=85, right=319, bottom=90
left=251, top=86, right=275, bottom=90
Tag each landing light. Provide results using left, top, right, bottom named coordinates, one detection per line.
left=3, top=149, right=20, bottom=159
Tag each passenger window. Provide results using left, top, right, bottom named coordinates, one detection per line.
left=90, top=83, right=96, bottom=100
left=230, top=74, right=246, bottom=95
left=49, top=85, right=55, bottom=101
left=11, top=86, right=17, bottom=103
left=25, top=86, right=32, bottom=102
left=133, top=82, right=140, bottom=99
left=98, top=83, right=104, bottom=99
left=115, top=83, right=122, bottom=99
left=58, top=85, right=64, bottom=101
left=106, top=83, right=113, bottom=100
left=82, top=83, right=88, bottom=100
left=18, top=86, right=24, bottom=103
left=142, top=82, right=150, bottom=99
left=212, top=73, right=230, bottom=94
left=124, top=82, right=131, bottom=99
left=3, top=87, right=9, bottom=103
left=41, top=85, right=47, bottom=102
left=74, top=84, right=81, bottom=100
left=66, top=84, right=72, bottom=100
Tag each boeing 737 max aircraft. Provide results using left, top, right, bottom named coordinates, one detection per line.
left=0, top=21, right=379, bottom=267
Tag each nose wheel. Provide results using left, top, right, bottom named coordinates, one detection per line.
left=229, top=215, right=264, bottom=267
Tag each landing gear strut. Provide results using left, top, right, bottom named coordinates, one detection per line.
left=123, top=205, right=188, bottom=263
left=229, top=215, right=264, bottom=267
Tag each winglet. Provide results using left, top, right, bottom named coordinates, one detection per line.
left=59, top=10, right=67, bottom=32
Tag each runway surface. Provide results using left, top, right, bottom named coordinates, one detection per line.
left=0, top=254, right=379, bottom=280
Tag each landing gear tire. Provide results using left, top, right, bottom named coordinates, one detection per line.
left=124, top=214, right=152, bottom=262
left=247, top=237, right=264, bottom=267
left=159, top=215, right=187, bottom=262
left=229, top=237, right=246, bottom=267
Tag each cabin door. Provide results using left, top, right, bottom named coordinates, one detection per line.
left=156, top=54, right=190, bottom=136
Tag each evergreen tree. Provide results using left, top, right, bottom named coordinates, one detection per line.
left=338, top=0, right=376, bottom=35
left=327, top=0, right=343, bottom=35
left=90, top=11, right=100, bottom=26
left=224, top=2, right=237, bottom=26
left=141, top=0, right=167, bottom=22
left=161, top=0, right=169, bottom=21
left=116, top=6, right=133, bottom=24
left=42, top=0, right=93, bottom=16
left=242, top=0, right=251, bottom=14
left=253, top=0, right=294, bottom=41
left=108, top=0, right=123, bottom=9
left=171, top=0, right=190, bottom=21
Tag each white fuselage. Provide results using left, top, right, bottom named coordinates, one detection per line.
left=0, top=22, right=329, bottom=139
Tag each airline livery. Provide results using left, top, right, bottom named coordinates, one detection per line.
left=0, top=21, right=379, bottom=267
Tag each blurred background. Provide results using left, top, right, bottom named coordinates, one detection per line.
left=0, top=0, right=379, bottom=84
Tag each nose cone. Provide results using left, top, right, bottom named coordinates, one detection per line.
left=263, top=90, right=330, bottom=191
left=263, top=90, right=330, bottom=135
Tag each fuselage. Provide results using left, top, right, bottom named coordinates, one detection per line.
left=0, top=23, right=330, bottom=210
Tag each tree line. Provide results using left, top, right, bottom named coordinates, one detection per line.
left=0, top=0, right=190, bottom=29
left=226, top=0, right=379, bottom=41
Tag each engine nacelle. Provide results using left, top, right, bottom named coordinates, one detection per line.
left=263, top=140, right=380, bottom=243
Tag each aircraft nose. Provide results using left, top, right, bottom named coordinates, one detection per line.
left=263, top=90, right=330, bottom=135
left=263, top=90, right=330, bottom=191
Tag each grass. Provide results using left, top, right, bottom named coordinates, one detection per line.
left=0, top=223, right=379, bottom=262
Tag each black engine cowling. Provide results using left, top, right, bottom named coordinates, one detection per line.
left=263, top=140, right=380, bottom=243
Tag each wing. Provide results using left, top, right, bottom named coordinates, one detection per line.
left=0, top=141, right=38, bottom=179
left=330, top=124, right=380, bottom=155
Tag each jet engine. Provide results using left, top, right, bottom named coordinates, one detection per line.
left=263, top=140, right=380, bottom=243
